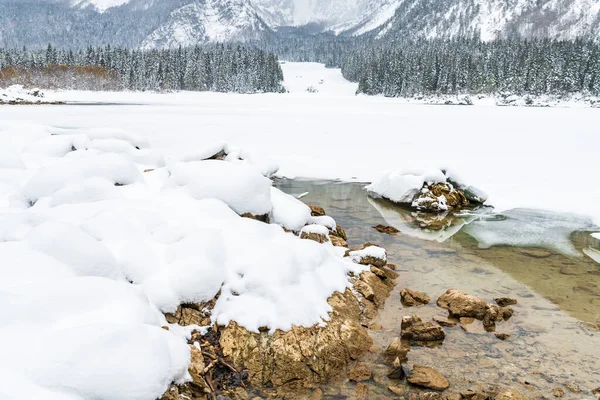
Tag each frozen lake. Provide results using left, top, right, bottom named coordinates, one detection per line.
left=1, top=62, right=599, bottom=225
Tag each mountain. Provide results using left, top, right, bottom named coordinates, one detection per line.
left=369, top=0, right=600, bottom=41
left=0, top=0, right=599, bottom=49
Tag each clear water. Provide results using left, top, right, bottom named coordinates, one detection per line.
left=276, top=180, right=600, bottom=399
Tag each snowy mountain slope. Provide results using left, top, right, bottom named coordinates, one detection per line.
left=71, top=0, right=132, bottom=12
left=371, top=0, right=600, bottom=40
left=140, top=0, right=270, bottom=48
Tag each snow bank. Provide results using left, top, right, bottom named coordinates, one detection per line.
left=0, top=121, right=362, bottom=399
left=592, top=233, right=600, bottom=240
left=365, top=168, right=447, bottom=203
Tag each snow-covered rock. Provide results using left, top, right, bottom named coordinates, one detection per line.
left=366, top=168, right=487, bottom=211
left=0, top=121, right=367, bottom=399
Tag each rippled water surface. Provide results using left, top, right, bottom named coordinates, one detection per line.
left=276, top=180, right=600, bottom=399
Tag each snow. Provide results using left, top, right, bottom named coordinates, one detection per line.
left=0, top=109, right=367, bottom=398
left=366, top=168, right=447, bottom=203
left=348, top=245, right=387, bottom=263
left=164, top=160, right=273, bottom=215
left=301, top=224, right=330, bottom=236
left=270, top=187, right=312, bottom=231
left=592, top=233, right=600, bottom=240
left=71, top=0, right=131, bottom=13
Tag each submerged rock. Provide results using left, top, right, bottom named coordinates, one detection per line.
left=495, top=297, right=518, bottom=307
left=433, top=316, right=458, bottom=327
left=401, top=288, right=431, bottom=307
left=407, top=365, right=450, bottom=391
left=348, top=362, right=372, bottom=382
left=401, top=315, right=445, bottom=345
left=372, top=224, right=400, bottom=235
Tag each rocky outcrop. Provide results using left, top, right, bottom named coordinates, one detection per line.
left=401, top=288, right=431, bottom=307
left=308, top=205, right=326, bottom=217
left=219, top=288, right=373, bottom=391
left=407, top=365, right=450, bottom=391
left=300, top=230, right=329, bottom=244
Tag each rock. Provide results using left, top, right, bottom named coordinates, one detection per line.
left=387, top=263, right=398, bottom=270
left=495, top=333, right=511, bottom=340
left=309, top=205, right=326, bottom=217
left=564, top=383, right=581, bottom=393
left=355, top=382, right=369, bottom=400
left=345, top=243, right=387, bottom=268
left=412, top=183, right=469, bottom=212
left=383, top=337, right=410, bottom=364
left=552, top=387, right=565, bottom=398
left=445, top=394, right=462, bottom=400
left=401, top=288, right=431, bottom=307
left=433, top=317, right=458, bottom=327
left=348, top=362, right=372, bottom=382
left=369, top=323, right=383, bottom=330
left=592, top=387, right=600, bottom=395
left=495, top=389, right=526, bottom=400
left=240, top=213, right=270, bottom=223
left=335, top=225, right=348, bottom=241
left=401, top=315, right=445, bottom=344
left=437, top=289, right=489, bottom=319
left=355, top=280, right=375, bottom=301
left=372, top=224, right=400, bottom=235
left=421, top=393, right=444, bottom=400
left=165, top=304, right=211, bottom=326
left=358, top=270, right=394, bottom=307
left=219, top=288, right=373, bottom=388
left=495, top=297, right=517, bottom=307
left=188, top=343, right=209, bottom=393
left=388, top=385, right=405, bottom=396
left=300, top=231, right=329, bottom=244
left=437, top=290, right=514, bottom=326
left=329, top=234, right=348, bottom=247
left=407, top=365, right=450, bottom=391
left=518, top=248, right=552, bottom=258
left=371, top=266, right=389, bottom=279
left=559, top=265, right=586, bottom=275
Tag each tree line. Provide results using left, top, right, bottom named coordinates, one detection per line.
left=339, top=39, right=600, bottom=97
left=0, top=44, right=285, bottom=93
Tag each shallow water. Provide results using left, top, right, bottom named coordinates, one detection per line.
left=276, top=180, right=600, bottom=399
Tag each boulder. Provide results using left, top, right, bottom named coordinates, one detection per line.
left=407, top=365, right=450, bottom=391
left=219, top=288, right=373, bottom=389
left=401, top=288, right=431, bottom=307
left=495, top=389, right=526, bottom=400
left=329, top=234, right=347, bottom=247
left=437, top=289, right=489, bottom=319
